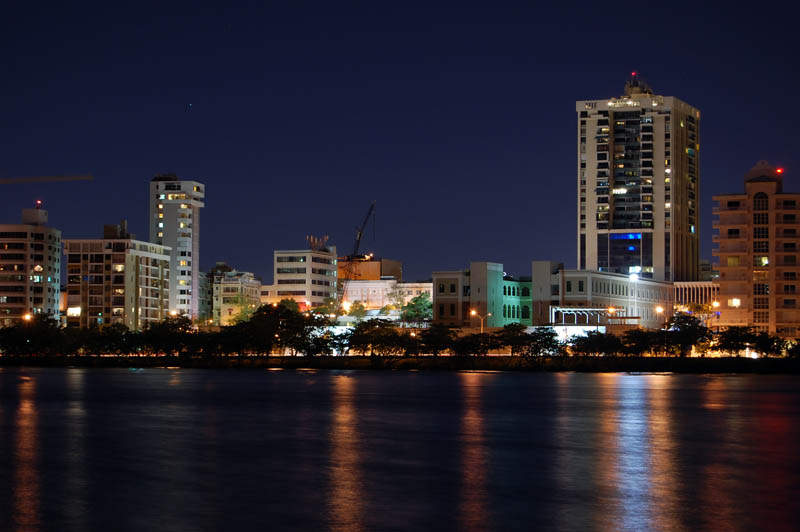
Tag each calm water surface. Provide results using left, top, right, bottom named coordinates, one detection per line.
left=0, top=368, right=798, bottom=531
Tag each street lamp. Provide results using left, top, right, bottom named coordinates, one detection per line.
left=712, top=300, right=721, bottom=332
left=22, top=313, right=32, bottom=322
left=470, top=309, right=492, bottom=334
left=655, top=305, right=666, bottom=356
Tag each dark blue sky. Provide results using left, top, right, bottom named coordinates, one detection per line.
left=2, top=3, right=799, bottom=283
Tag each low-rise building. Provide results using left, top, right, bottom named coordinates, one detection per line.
left=338, top=255, right=403, bottom=281
left=211, top=266, right=261, bottom=326
left=342, top=279, right=431, bottom=310
left=0, top=203, right=62, bottom=326
left=433, top=262, right=532, bottom=328
left=532, top=261, right=673, bottom=330
left=64, top=221, right=170, bottom=329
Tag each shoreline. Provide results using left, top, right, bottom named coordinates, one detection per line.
left=2, top=355, right=800, bottom=373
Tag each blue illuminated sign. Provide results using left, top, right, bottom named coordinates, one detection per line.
left=610, top=233, right=642, bottom=240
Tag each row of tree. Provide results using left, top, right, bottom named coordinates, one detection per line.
left=1, top=301, right=797, bottom=357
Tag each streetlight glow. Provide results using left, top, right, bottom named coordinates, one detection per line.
left=655, top=306, right=664, bottom=314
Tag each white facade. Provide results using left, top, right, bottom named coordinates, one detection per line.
left=532, top=260, right=673, bottom=330
left=342, top=279, right=432, bottom=310
left=263, top=247, right=337, bottom=309
left=149, top=174, right=205, bottom=317
left=577, top=75, right=700, bottom=282
left=0, top=207, right=61, bottom=326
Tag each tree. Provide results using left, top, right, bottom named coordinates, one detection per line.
left=228, top=293, right=257, bottom=324
left=379, top=305, right=394, bottom=315
left=278, top=298, right=300, bottom=313
left=571, top=331, right=623, bottom=356
left=716, top=326, right=756, bottom=356
left=452, top=333, right=494, bottom=356
left=527, top=327, right=562, bottom=357
left=622, top=328, right=658, bottom=356
left=400, top=293, right=433, bottom=326
left=385, top=285, right=407, bottom=309
left=493, top=323, right=530, bottom=355
left=666, top=313, right=710, bottom=357
left=787, top=342, right=800, bottom=358
left=313, top=297, right=338, bottom=316
left=349, top=319, right=402, bottom=356
left=348, top=301, right=367, bottom=321
left=753, top=331, right=786, bottom=357
left=420, top=323, right=456, bottom=356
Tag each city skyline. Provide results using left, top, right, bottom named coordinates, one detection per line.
left=2, top=5, right=799, bottom=284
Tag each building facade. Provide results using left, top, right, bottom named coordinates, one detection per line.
left=713, top=161, right=800, bottom=337
left=0, top=204, right=61, bottom=326
left=261, top=246, right=337, bottom=310
left=577, top=74, right=700, bottom=282
left=531, top=261, right=673, bottom=330
left=337, top=255, right=403, bottom=281
left=433, top=262, right=532, bottom=328
left=64, top=221, right=171, bottom=330
left=149, top=173, right=205, bottom=317
left=341, top=279, right=431, bottom=310
left=211, top=268, right=261, bottom=326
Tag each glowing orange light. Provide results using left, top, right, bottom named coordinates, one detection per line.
left=777, top=168, right=784, bottom=174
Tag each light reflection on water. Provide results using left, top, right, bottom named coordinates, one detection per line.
left=14, top=376, right=39, bottom=531
left=328, top=375, right=364, bottom=532
left=459, top=372, right=490, bottom=531
left=0, top=369, right=798, bottom=531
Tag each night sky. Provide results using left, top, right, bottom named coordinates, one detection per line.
left=2, top=3, right=799, bottom=283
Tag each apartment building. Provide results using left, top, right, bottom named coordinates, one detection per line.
left=577, top=74, right=700, bottom=281
left=149, top=173, right=205, bottom=317
left=65, top=221, right=171, bottom=329
left=713, top=161, right=800, bottom=337
left=211, top=266, right=261, bottom=326
left=260, top=245, right=337, bottom=310
left=0, top=203, right=61, bottom=326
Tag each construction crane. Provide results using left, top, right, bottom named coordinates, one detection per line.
left=336, top=201, right=376, bottom=313
left=0, top=174, right=94, bottom=185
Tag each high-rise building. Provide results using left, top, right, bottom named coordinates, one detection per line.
left=713, top=161, right=800, bottom=337
left=577, top=74, right=700, bottom=282
left=149, top=173, right=205, bottom=317
left=64, top=220, right=171, bottom=329
left=0, top=203, right=61, bottom=326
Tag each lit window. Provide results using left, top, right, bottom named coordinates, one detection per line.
left=157, top=232, right=163, bottom=237
left=158, top=222, right=163, bottom=228
left=665, top=202, right=671, bottom=209
left=158, top=213, right=163, bottom=219
left=158, top=204, right=163, bottom=209
left=612, top=188, right=627, bottom=194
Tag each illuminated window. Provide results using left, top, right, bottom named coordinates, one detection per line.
left=158, top=204, right=163, bottom=210
left=157, top=232, right=163, bottom=237
left=158, top=213, right=163, bottom=219
left=158, top=222, right=164, bottom=228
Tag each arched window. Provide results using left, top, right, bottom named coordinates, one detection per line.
left=514, top=287, right=518, bottom=296
left=522, top=287, right=530, bottom=296
left=754, top=192, right=768, bottom=211
left=503, top=286, right=507, bottom=296
left=522, top=306, right=530, bottom=319
left=503, top=305, right=507, bottom=318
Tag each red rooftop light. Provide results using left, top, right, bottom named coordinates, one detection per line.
left=631, top=71, right=637, bottom=76
left=777, top=168, right=785, bottom=174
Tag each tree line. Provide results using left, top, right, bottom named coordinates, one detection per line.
left=1, top=301, right=797, bottom=358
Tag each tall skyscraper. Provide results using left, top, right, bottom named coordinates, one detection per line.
left=149, top=173, right=205, bottom=317
left=577, top=74, right=700, bottom=282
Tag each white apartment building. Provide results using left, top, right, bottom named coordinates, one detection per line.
left=149, top=173, right=205, bottom=317
left=65, top=221, right=171, bottom=330
left=342, top=279, right=432, bottom=310
left=577, top=74, right=700, bottom=282
left=0, top=204, right=61, bottom=326
left=261, top=246, right=337, bottom=310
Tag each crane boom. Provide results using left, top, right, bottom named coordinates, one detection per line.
left=351, top=201, right=376, bottom=258
left=0, top=174, right=94, bottom=185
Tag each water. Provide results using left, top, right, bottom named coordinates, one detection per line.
left=0, top=368, right=799, bottom=531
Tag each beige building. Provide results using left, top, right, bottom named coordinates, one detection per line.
left=338, top=255, right=402, bottom=281
left=532, top=261, right=673, bottom=330
left=713, top=161, right=800, bottom=337
left=212, top=268, right=261, bottom=326
left=260, top=245, right=337, bottom=310
left=0, top=204, right=61, bottom=326
left=577, top=74, right=700, bottom=282
left=65, top=221, right=171, bottom=329
left=342, top=279, right=431, bottom=310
